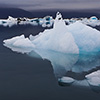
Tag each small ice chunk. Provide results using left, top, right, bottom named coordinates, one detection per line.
left=8, top=16, right=15, bottom=20
left=90, top=16, right=98, bottom=22
left=58, top=77, right=75, bottom=84
left=85, top=70, right=100, bottom=86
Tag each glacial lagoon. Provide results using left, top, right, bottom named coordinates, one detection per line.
left=1, top=11, right=100, bottom=100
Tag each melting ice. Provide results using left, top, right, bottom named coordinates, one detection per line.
left=3, top=12, right=100, bottom=92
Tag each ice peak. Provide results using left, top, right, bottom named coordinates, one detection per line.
left=54, top=12, right=66, bottom=29
left=55, top=12, right=63, bottom=21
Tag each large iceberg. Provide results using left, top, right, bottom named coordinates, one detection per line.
left=3, top=12, right=100, bottom=54
left=30, top=12, right=100, bottom=54
left=31, top=12, right=79, bottom=54
left=3, top=12, right=100, bottom=92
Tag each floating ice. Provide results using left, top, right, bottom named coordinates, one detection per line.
left=0, top=14, right=100, bottom=27
left=3, top=34, right=100, bottom=90
left=65, top=16, right=100, bottom=27
left=30, top=12, right=100, bottom=54
left=3, top=35, right=25, bottom=46
left=3, top=12, right=100, bottom=54
left=0, top=16, right=53, bottom=27
left=67, top=21, right=100, bottom=53
left=58, top=77, right=75, bottom=86
left=86, top=70, right=100, bottom=86
left=0, top=16, right=17, bottom=27
left=3, top=35, right=35, bottom=53
left=3, top=41, right=100, bottom=77
left=31, top=12, right=79, bottom=54
left=3, top=12, right=100, bottom=92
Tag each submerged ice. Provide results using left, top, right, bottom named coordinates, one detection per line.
left=86, top=70, right=100, bottom=87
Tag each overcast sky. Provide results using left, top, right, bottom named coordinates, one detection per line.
left=0, top=0, right=100, bottom=11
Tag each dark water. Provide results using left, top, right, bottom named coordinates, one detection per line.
left=0, top=10, right=100, bottom=100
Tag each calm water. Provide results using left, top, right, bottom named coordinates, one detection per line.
left=0, top=24, right=100, bottom=100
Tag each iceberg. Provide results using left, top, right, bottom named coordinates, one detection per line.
left=65, top=16, right=100, bottom=27
left=29, top=12, right=100, bottom=54
left=3, top=12, right=100, bottom=54
left=3, top=34, right=100, bottom=91
left=0, top=16, right=17, bottom=27
left=3, top=41, right=100, bottom=77
left=31, top=12, right=79, bottom=54
left=3, top=12, right=100, bottom=92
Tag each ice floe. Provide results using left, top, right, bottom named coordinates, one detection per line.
left=0, top=13, right=100, bottom=27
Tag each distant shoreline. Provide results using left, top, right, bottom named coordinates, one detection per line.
left=0, top=7, right=100, bottom=18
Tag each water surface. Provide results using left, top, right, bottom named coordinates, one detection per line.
left=0, top=11, right=100, bottom=99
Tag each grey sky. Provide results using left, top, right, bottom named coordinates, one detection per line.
left=0, top=0, right=100, bottom=11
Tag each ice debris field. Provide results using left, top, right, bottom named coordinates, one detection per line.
left=0, top=13, right=100, bottom=27
left=3, top=12, right=100, bottom=89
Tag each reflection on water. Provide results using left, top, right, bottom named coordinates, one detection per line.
left=3, top=43, right=100, bottom=92
left=28, top=49, right=100, bottom=92
left=32, top=49, right=79, bottom=78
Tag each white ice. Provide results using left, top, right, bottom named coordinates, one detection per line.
left=58, top=77, right=75, bottom=84
left=3, top=35, right=35, bottom=53
left=0, top=14, right=100, bottom=27
left=3, top=12, right=100, bottom=54
left=67, top=21, right=100, bottom=53
left=31, top=12, right=79, bottom=54
left=85, top=70, right=100, bottom=86
left=29, top=12, right=100, bottom=54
